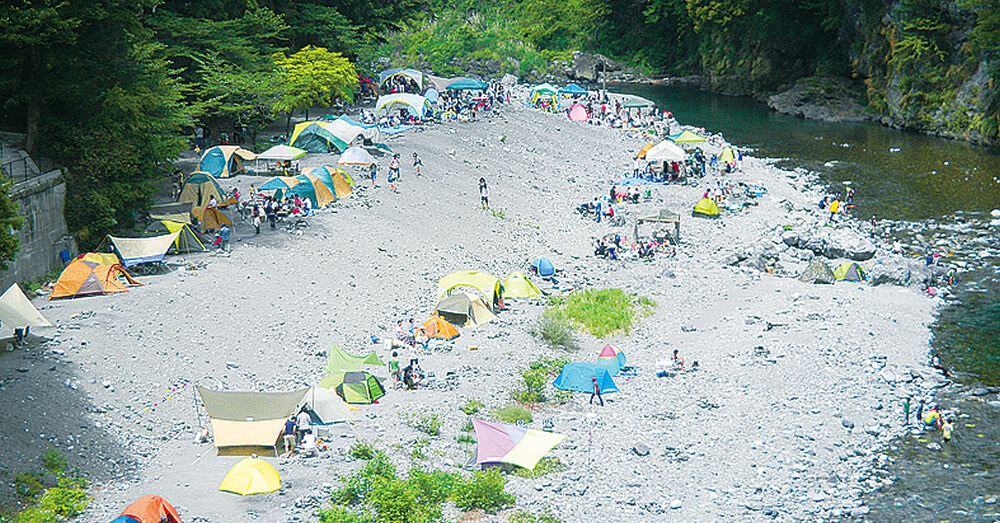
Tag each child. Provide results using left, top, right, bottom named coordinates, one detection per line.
left=412, top=152, right=422, bottom=175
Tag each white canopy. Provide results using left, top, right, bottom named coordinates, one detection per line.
left=257, top=145, right=307, bottom=161
left=644, top=140, right=686, bottom=162
left=0, top=283, right=51, bottom=329
left=297, top=386, right=355, bottom=424
left=324, top=118, right=377, bottom=144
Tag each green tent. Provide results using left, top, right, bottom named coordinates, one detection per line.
left=693, top=198, right=720, bottom=217
left=290, top=123, right=349, bottom=153
left=144, top=220, right=206, bottom=253
left=319, top=372, right=386, bottom=404
left=324, top=345, right=385, bottom=373
left=833, top=262, right=866, bottom=282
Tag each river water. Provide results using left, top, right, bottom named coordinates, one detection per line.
left=615, top=83, right=1000, bottom=520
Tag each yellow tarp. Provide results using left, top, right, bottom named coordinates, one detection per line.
left=108, top=232, right=181, bottom=267
left=210, top=419, right=286, bottom=449
left=0, top=283, right=51, bottom=328
left=437, top=270, right=501, bottom=303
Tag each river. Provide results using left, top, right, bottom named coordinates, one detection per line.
left=614, top=83, right=1000, bottom=521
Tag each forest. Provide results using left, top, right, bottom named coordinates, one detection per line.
left=1, top=0, right=998, bottom=248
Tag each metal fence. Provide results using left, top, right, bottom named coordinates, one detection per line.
left=0, top=141, right=57, bottom=184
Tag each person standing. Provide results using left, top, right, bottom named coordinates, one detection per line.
left=412, top=152, right=422, bottom=175
left=252, top=206, right=262, bottom=235
left=388, top=351, right=401, bottom=390
left=388, top=165, right=398, bottom=193
left=369, top=162, right=377, bottom=187
left=219, top=223, right=231, bottom=251
left=295, top=409, right=312, bottom=441
left=390, top=154, right=401, bottom=181
left=479, top=178, right=489, bottom=209
left=194, top=126, right=204, bottom=151
left=942, top=418, right=955, bottom=442
left=590, top=377, right=603, bottom=406
left=903, top=396, right=911, bottom=425
left=283, top=416, right=297, bottom=456
left=916, top=398, right=925, bottom=424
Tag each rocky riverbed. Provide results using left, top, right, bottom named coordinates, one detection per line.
left=0, top=97, right=950, bottom=522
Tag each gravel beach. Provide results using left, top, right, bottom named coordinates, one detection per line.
left=0, top=98, right=946, bottom=522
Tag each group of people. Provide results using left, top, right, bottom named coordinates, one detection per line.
left=578, top=198, right=616, bottom=223
left=820, top=187, right=856, bottom=222
left=282, top=409, right=319, bottom=457
left=904, top=397, right=956, bottom=442
left=594, top=233, right=674, bottom=261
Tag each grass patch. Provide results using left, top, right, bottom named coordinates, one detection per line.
left=460, top=399, right=483, bottom=415
left=510, top=509, right=565, bottom=523
left=348, top=440, right=379, bottom=460
left=455, top=434, right=476, bottom=445
left=511, top=457, right=565, bottom=479
left=4, top=449, right=89, bottom=522
left=492, top=403, right=533, bottom=424
left=547, top=288, right=656, bottom=337
left=399, top=412, right=443, bottom=437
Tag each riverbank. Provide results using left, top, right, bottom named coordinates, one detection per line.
left=1, top=100, right=943, bottom=521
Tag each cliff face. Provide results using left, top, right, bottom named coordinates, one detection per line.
left=843, top=0, right=994, bottom=142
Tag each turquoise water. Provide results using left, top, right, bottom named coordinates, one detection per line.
left=615, top=83, right=1000, bottom=519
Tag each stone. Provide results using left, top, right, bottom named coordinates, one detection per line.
left=969, top=387, right=989, bottom=397
left=632, top=443, right=650, bottom=457
left=564, top=51, right=623, bottom=82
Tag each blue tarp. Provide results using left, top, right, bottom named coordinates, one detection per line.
left=618, top=175, right=666, bottom=186
left=530, top=257, right=555, bottom=278
left=109, top=517, right=140, bottom=523
left=553, top=363, right=619, bottom=394
left=379, top=125, right=413, bottom=135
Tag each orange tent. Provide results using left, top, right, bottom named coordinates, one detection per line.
left=117, top=494, right=182, bottom=523
left=421, top=315, right=460, bottom=340
left=50, top=260, right=141, bottom=300
left=197, top=206, right=232, bottom=232
left=637, top=143, right=655, bottom=159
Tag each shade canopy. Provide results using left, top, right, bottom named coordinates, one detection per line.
left=375, top=94, right=433, bottom=118
left=531, top=83, right=558, bottom=95
left=669, top=130, right=706, bottom=144
left=197, top=387, right=308, bottom=449
left=219, top=457, right=281, bottom=496
left=472, top=418, right=567, bottom=470
left=437, top=270, right=501, bottom=303
left=446, top=78, right=488, bottom=91
left=559, top=83, right=589, bottom=95
left=644, top=140, right=686, bottom=162
left=108, top=232, right=180, bottom=267
left=621, top=96, right=655, bottom=108
left=257, top=145, right=307, bottom=161
left=325, top=345, right=385, bottom=373
left=0, top=283, right=51, bottom=328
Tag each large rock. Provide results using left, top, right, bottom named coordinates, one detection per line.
left=798, top=259, right=836, bottom=284
left=565, top=51, right=622, bottom=82
left=792, top=227, right=876, bottom=261
left=868, top=257, right=932, bottom=287
left=767, top=76, right=872, bottom=123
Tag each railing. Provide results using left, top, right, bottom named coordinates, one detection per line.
left=0, top=141, right=58, bottom=184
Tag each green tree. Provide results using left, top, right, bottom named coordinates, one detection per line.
left=0, top=176, right=24, bottom=270
left=273, top=45, right=358, bottom=120
left=199, top=57, right=284, bottom=148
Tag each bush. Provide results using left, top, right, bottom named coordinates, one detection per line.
left=317, top=506, right=367, bottom=523
left=529, top=310, right=578, bottom=351
left=332, top=451, right=396, bottom=506
left=39, top=449, right=67, bottom=478
left=511, top=356, right=568, bottom=404
left=492, top=404, right=532, bottom=424
left=15, top=508, right=58, bottom=523
left=37, top=486, right=88, bottom=519
left=460, top=399, right=483, bottom=415
left=15, top=473, right=45, bottom=501
left=461, top=420, right=474, bottom=432
left=408, top=469, right=459, bottom=505
left=455, top=434, right=475, bottom=445
left=453, top=469, right=515, bottom=514
left=348, top=440, right=379, bottom=460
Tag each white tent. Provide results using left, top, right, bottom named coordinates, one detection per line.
left=337, top=147, right=375, bottom=166
left=0, top=283, right=51, bottom=329
left=644, top=140, right=686, bottom=162
left=324, top=118, right=377, bottom=145
left=298, top=386, right=355, bottom=425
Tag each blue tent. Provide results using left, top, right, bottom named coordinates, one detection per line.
left=530, top=257, right=555, bottom=278
left=553, top=362, right=618, bottom=394
left=424, top=88, right=440, bottom=103
left=559, top=83, right=589, bottom=95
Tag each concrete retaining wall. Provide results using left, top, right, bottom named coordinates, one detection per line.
left=0, top=169, right=76, bottom=289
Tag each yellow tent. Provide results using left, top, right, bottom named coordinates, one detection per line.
left=637, top=143, right=655, bottom=159
left=219, top=457, right=281, bottom=496
left=0, top=283, right=52, bottom=328
left=145, top=220, right=206, bottom=253
left=502, top=272, right=542, bottom=299
left=693, top=198, right=720, bottom=217
left=178, top=171, right=224, bottom=208
left=719, top=146, right=736, bottom=163
left=197, top=207, right=232, bottom=232
left=437, top=270, right=501, bottom=305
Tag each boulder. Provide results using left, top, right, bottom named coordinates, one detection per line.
left=794, top=227, right=876, bottom=261
left=868, top=257, right=932, bottom=288
left=798, top=259, right=836, bottom=284
left=565, top=51, right=622, bottom=82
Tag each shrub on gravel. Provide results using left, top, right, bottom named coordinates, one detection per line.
left=553, top=288, right=656, bottom=337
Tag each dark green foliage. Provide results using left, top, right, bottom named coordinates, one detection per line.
left=460, top=399, right=483, bottom=415
left=511, top=356, right=567, bottom=404
left=510, top=509, right=565, bottom=523
left=492, top=403, right=533, bottom=424
left=0, top=176, right=24, bottom=271
left=348, top=440, right=379, bottom=460
left=6, top=449, right=88, bottom=522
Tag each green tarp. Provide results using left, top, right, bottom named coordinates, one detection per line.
left=324, top=345, right=385, bottom=373
left=197, top=387, right=308, bottom=421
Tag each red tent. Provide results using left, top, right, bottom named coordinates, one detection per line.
left=568, top=104, right=589, bottom=122
left=111, top=495, right=182, bottom=523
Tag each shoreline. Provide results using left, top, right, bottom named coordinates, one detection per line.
left=1, top=99, right=943, bottom=521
